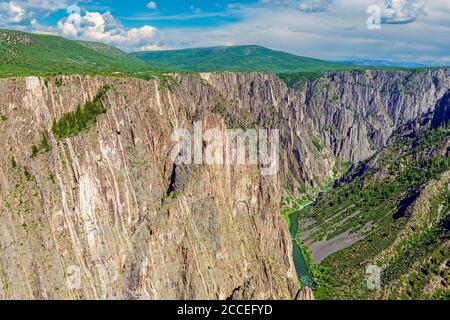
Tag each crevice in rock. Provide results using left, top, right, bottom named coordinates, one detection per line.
left=167, top=163, right=177, bottom=196
left=226, top=285, right=242, bottom=301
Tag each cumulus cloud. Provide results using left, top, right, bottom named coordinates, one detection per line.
left=57, top=10, right=163, bottom=51
left=146, top=1, right=157, bottom=10
left=0, top=1, right=25, bottom=23
left=260, top=0, right=426, bottom=21
left=0, top=0, right=70, bottom=26
left=382, top=0, right=427, bottom=24
left=1, top=0, right=448, bottom=64
left=160, top=0, right=450, bottom=65
left=24, top=0, right=69, bottom=12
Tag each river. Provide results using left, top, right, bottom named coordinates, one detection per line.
left=288, top=210, right=315, bottom=288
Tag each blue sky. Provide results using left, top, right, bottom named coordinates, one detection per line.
left=1, top=0, right=450, bottom=65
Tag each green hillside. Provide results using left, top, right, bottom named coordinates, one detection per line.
left=0, top=29, right=157, bottom=78
left=132, top=45, right=357, bottom=73
left=295, top=102, right=450, bottom=300
left=76, top=40, right=145, bottom=63
left=0, top=29, right=373, bottom=78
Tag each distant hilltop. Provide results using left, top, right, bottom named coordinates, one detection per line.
left=0, top=28, right=435, bottom=78
left=131, top=45, right=355, bottom=73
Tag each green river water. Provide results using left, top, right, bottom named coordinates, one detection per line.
left=288, top=211, right=315, bottom=288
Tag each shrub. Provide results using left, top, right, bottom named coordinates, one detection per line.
left=52, top=85, right=111, bottom=140
left=31, top=145, right=39, bottom=158
left=40, top=134, right=50, bottom=152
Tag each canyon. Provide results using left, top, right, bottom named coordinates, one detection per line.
left=0, top=69, right=449, bottom=299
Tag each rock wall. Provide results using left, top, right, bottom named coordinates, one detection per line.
left=0, top=69, right=449, bottom=299
left=0, top=75, right=296, bottom=299
left=202, top=70, right=450, bottom=188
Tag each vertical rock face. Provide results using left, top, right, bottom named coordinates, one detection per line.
left=0, top=69, right=449, bottom=300
left=0, top=75, right=297, bottom=299
left=432, top=90, right=450, bottom=129
left=202, top=70, right=450, bottom=188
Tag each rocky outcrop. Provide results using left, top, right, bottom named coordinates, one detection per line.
left=0, top=69, right=449, bottom=300
left=295, top=288, right=315, bottom=300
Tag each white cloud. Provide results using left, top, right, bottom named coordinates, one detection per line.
left=0, top=1, right=25, bottom=23
left=298, top=0, right=333, bottom=12
left=24, top=0, right=69, bottom=12
left=227, top=3, right=242, bottom=10
left=57, top=10, right=163, bottom=52
left=0, top=0, right=70, bottom=26
left=259, top=0, right=333, bottom=12
left=135, top=44, right=166, bottom=51
left=146, top=1, right=157, bottom=10
left=1, top=0, right=449, bottom=64
left=259, top=0, right=294, bottom=5
left=382, top=0, right=427, bottom=24
left=159, top=0, right=450, bottom=65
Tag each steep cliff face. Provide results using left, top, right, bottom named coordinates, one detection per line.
left=0, top=69, right=449, bottom=300
left=203, top=69, right=450, bottom=189
left=0, top=76, right=296, bottom=299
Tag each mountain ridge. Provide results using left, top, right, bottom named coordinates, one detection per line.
left=0, top=28, right=433, bottom=78
left=0, top=29, right=158, bottom=78
left=131, top=45, right=357, bottom=73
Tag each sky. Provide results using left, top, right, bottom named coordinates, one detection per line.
left=0, top=0, right=449, bottom=65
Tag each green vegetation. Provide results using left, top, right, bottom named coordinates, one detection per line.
left=23, top=168, right=32, bottom=181
left=211, top=101, right=255, bottom=129
left=48, top=172, right=55, bottom=184
left=287, top=210, right=315, bottom=288
left=40, top=134, right=50, bottom=152
left=334, top=160, right=352, bottom=177
left=277, top=71, right=328, bottom=88
left=30, top=134, right=51, bottom=158
left=282, top=190, right=318, bottom=220
left=0, top=29, right=165, bottom=78
left=383, top=229, right=449, bottom=299
left=312, top=139, right=324, bottom=152
left=298, top=119, right=450, bottom=299
left=132, top=45, right=357, bottom=73
left=298, top=238, right=332, bottom=297
left=11, top=157, right=17, bottom=169
left=31, top=145, right=39, bottom=158
left=282, top=172, right=347, bottom=289
left=1, top=29, right=421, bottom=81
left=305, top=122, right=449, bottom=241
left=276, top=67, right=426, bottom=89
left=77, top=40, right=145, bottom=62
left=156, top=74, right=179, bottom=92
left=0, top=114, right=7, bottom=122
left=282, top=160, right=350, bottom=219
left=52, top=85, right=111, bottom=140
left=0, top=29, right=358, bottom=78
